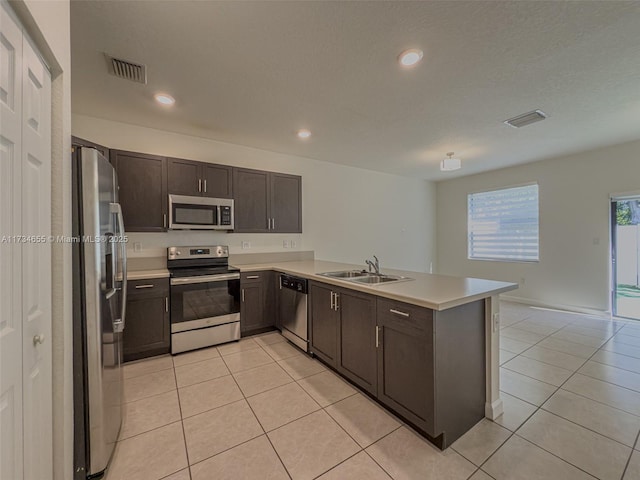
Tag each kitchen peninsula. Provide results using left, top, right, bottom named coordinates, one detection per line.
left=232, top=259, right=516, bottom=447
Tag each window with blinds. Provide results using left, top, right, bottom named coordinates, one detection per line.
left=468, top=184, right=539, bottom=262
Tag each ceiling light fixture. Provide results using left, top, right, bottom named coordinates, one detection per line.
left=154, top=93, right=175, bottom=106
left=297, top=129, right=311, bottom=139
left=398, top=49, right=423, bottom=67
left=441, top=152, right=461, bottom=171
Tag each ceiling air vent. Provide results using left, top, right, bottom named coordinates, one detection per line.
left=105, top=54, right=147, bottom=84
left=504, top=110, right=547, bottom=128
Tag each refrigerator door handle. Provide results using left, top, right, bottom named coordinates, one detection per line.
left=104, top=231, right=118, bottom=300
left=111, top=202, right=127, bottom=331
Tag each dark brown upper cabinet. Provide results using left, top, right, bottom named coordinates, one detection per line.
left=270, top=172, right=302, bottom=233
left=168, top=157, right=233, bottom=198
left=233, top=167, right=302, bottom=233
left=110, top=149, right=168, bottom=232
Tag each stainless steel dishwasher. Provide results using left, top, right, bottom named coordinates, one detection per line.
left=279, top=274, right=308, bottom=352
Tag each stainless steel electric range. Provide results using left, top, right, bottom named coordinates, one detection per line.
left=167, top=245, right=240, bottom=354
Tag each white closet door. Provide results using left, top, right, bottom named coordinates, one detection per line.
left=0, top=4, right=24, bottom=479
left=21, top=31, right=52, bottom=480
left=0, top=3, right=52, bottom=479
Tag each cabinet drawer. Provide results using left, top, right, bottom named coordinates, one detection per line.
left=127, top=278, right=169, bottom=297
left=241, top=272, right=266, bottom=283
left=377, top=298, right=433, bottom=333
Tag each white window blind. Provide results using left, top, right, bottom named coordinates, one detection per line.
left=468, top=184, right=539, bottom=262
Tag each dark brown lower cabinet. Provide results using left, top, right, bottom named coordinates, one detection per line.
left=376, top=299, right=434, bottom=434
left=240, top=271, right=276, bottom=336
left=337, top=289, right=377, bottom=395
left=309, top=283, right=339, bottom=367
left=124, top=278, right=170, bottom=362
left=309, top=281, right=486, bottom=449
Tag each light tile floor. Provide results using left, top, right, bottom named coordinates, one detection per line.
left=107, top=304, right=640, bottom=480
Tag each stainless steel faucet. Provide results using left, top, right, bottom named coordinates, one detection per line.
left=365, top=255, right=380, bottom=275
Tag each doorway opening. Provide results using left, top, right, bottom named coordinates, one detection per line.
left=612, top=197, right=640, bottom=320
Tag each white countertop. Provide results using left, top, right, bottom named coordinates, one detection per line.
left=233, top=260, right=518, bottom=311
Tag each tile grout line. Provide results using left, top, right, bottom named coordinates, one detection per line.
left=219, top=341, right=294, bottom=480
left=172, top=360, right=193, bottom=480
left=621, top=427, right=640, bottom=479
left=488, top=325, right=631, bottom=478
left=479, top=308, right=624, bottom=477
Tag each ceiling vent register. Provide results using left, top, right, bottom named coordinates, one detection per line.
left=504, top=110, right=547, bottom=128
left=105, top=54, right=147, bottom=84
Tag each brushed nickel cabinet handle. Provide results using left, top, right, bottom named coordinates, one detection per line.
left=163, top=214, right=167, bottom=228
left=246, top=275, right=260, bottom=279
left=165, top=297, right=169, bottom=312
left=376, top=326, right=379, bottom=348
left=204, top=179, right=207, bottom=193
left=334, top=293, right=340, bottom=311
left=390, top=308, right=409, bottom=317
left=242, top=289, right=245, bottom=302
left=330, top=291, right=335, bottom=310
left=198, top=179, right=202, bottom=192
left=135, top=284, right=154, bottom=289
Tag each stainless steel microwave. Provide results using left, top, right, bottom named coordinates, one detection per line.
left=168, top=194, right=234, bottom=230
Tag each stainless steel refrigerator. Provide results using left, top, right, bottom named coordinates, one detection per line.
left=72, top=146, right=127, bottom=479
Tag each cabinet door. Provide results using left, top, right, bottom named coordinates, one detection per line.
left=263, top=271, right=277, bottom=328
left=240, top=281, right=264, bottom=334
left=233, top=168, right=270, bottom=232
left=110, top=150, right=167, bottom=231
left=270, top=173, right=302, bottom=233
left=337, top=290, right=377, bottom=395
left=309, top=283, right=338, bottom=367
left=123, top=294, right=170, bottom=362
left=168, top=157, right=202, bottom=196
left=203, top=163, right=233, bottom=198
left=377, top=301, right=434, bottom=434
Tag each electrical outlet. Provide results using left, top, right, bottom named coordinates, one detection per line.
left=133, top=242, right=142, bottom=252
left=241, top=241, right=250, bottom=249
left=283, top=240, right=290, bottom=248
left=291, top=240, right=297, bottom=248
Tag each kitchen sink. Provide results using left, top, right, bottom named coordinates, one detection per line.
left=318, top=270, right=413, bottom=285
left=350, top=274, right=411, bottom=284
left=319, top=270, right=368, bottom=279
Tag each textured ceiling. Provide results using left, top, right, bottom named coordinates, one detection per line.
left=71, top=1, right=640, bottom=180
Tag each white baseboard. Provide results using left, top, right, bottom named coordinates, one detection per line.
left=485, top=399, right=503, bottom=420
left=500, top=294, right=610, bottom=318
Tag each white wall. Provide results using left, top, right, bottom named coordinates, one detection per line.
left=72, top=114, right=437, bottom=272
left=437, top=139, right=640, bottom=313
left=12, top=1, right=72, bottom=479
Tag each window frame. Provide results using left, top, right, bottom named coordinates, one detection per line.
left=467, top=182, right=540, bottom=263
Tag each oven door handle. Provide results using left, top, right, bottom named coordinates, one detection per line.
left=170, top=273, right=240, bottom=285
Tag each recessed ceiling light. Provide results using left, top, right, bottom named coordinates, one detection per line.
left=154, top=93, right=175, bottom=106
left=398, top=49, right=423, bottom=67
left=297, top=129, right=311, bottom=139
left=441, top=152, right=461, bottom=171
